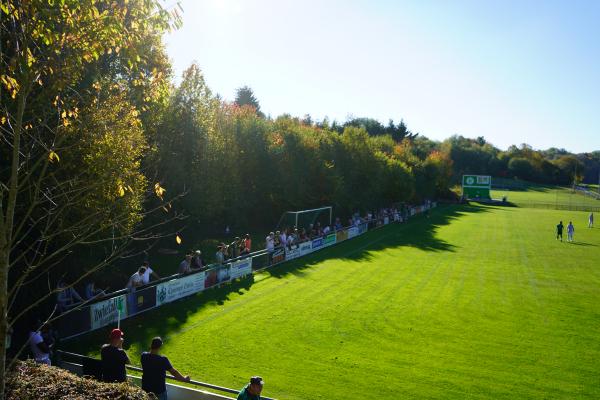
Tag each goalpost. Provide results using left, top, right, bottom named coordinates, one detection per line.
left=276, top=206, right=333, bottom=231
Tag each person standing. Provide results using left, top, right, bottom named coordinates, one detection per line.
left=589, top=212, right=594, bottom=228
left=141, top=337, right=190, bottom=400
left=177, top=254, right=193, bottom=274
left=556, top=221, right=564, bottom=242
left=141, top=261, right=160, bottom=285
left=101, top=328, right=130, bottom=382
left=567, top=221, right=575, bottom=242
left=28, top=321, right=51, bottom=365
left=237, top=376, right=264, bottom=400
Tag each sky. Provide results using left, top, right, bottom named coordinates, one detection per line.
left=163, top=0, right=600, bottom=153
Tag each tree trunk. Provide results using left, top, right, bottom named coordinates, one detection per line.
left=0, top=251, right=8, bottom=400
left=0, top=86, right=27, bottom=400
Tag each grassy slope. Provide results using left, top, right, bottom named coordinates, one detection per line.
left=64, top=204, right=600, bottom=399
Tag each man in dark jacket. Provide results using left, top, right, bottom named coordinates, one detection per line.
left=237, top=376, right=264, bottom=400
left=141, top=337, right=190, bottom=400
left=101, top=328, right=129, bottom=382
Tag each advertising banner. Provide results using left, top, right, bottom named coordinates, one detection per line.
left=299, top=241, right=312, bottom=256
left=230, top=258, right=253, bottom=280
left=90, top=294, right=127, bottom=330
left=272, top=247, right=286, bottom=264
left=347, top=226, right=359, bottom=239
left=216, top=265, right=231, bottom=284
left=156, top=272, right=205, bottom=306
left=358, top=223, right=368, bottom=235
left=311, top=238, right=324, bottom=251
left=285, top=245, right=301, bottom=260
left=336, top=229, right=348, bottom=243
left=324, top=233, right=336, bottom=247
left=131, top=285, right=157, bottom=315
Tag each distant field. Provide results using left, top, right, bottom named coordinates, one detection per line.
left=491, top=184, right=600, bottom=209
left=64, top=204, right=600, bottom=399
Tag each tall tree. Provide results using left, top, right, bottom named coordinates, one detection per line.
left=0, top=1, right=177, bottom=396
left=234, top=85, right=264, bottom=117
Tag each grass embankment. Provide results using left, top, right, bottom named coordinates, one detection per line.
left=64, top=199, right=600, bottom=399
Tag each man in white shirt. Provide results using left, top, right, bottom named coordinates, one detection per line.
left=28, top=321, right=51, bottom=365
left=127, top=267, right=146, bottom=289
left=265, top=232, right=275, bottom=264
left=279, top=231, right=287, bottom=248
left=140, top=261, right=160, bottom=285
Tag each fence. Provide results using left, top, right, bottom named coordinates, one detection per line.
left=57, top=350, right=275, bottom=400
left=58, top=203, right=436, bottom=340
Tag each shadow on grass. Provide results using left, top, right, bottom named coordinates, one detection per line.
left=61, top=204, right=490, bottom=354
left=568, top=242, right=598, bottom=247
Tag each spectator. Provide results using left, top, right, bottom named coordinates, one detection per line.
left=237, top=376, right=264, bottom=400
left=28, top=320, right=51, bottom=365
left=274, top=231, right=281, bottom=247
left=101, top=328, right=130, bottom=382
left=56, top=280, right=84, bottom=312
left=141, top=261, right=160, bottom=285
left=192, top=250, right=205, bottom=270
left=279, top=230, right=287, bottom=248
left=265, top=232, right=275, bottom=263
left=177, top=254, right=193, bottom=274
left=141, top=337, right=190, bottom=400
left=230, top=237, right=241, bottom=259
left=334, top=218, right=342, bottom=231
left=84, top=281, right=106, bottom=300
left=127, top=266, right=146, bottom=289
left=215, top=245, right=226, bottom=264
left=322, top=225, right=331, bottom=235
left=241, top=233, right=252, bottom=255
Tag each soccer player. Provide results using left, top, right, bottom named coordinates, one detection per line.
left=567, top=221, right=575, bottom=242
left=556, top=221, right=564, bottom=242
left=589, top=212, right=594, bottom=228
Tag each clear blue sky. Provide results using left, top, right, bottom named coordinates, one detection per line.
left=164, top=0, right=600, bottom=153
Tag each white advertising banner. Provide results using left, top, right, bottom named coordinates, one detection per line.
left=230, top=258, right=253, bottom=280
left=299, top=241, right=313, bottom=256
left=156, top=272, right=205, bottom=306
left=285, top=245, right=301, bottom=260
left=347, top=226, right=359, bottom=239
left=90, top=294, right=127, bottom=330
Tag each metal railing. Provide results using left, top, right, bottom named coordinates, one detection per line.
left=57, top=350, right=275, bottom=400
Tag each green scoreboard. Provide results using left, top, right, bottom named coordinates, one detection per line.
left=462, top=175, right=491, bottom=199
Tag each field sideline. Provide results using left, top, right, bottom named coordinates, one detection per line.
left=64, top=204, right=600, bottom=399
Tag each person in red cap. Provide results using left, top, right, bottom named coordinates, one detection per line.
left=101, top=328, right=130, bottom=382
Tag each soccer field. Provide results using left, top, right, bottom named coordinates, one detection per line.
left=64, top=204, right=600, bottom=399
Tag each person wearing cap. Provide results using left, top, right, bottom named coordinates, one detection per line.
left=141, top=337, right=190, bottom=400
left=237, top=376, right=264, bottom=400
left=101, top=328, right=130, bottom=382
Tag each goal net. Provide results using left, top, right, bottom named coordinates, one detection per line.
left=276, top=206, right=333, bottom=232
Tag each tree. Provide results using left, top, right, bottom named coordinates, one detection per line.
left=234, top=85, right=264, bottom=117
left=0, top=1, right=177, bottom=396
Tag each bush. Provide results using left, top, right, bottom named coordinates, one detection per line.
left=6, top=361, right=154, bottom=400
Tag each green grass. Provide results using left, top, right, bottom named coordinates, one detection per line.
left=63, top=204, right=600, bottom=399
left=491, top=185, right=600, bottom=208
